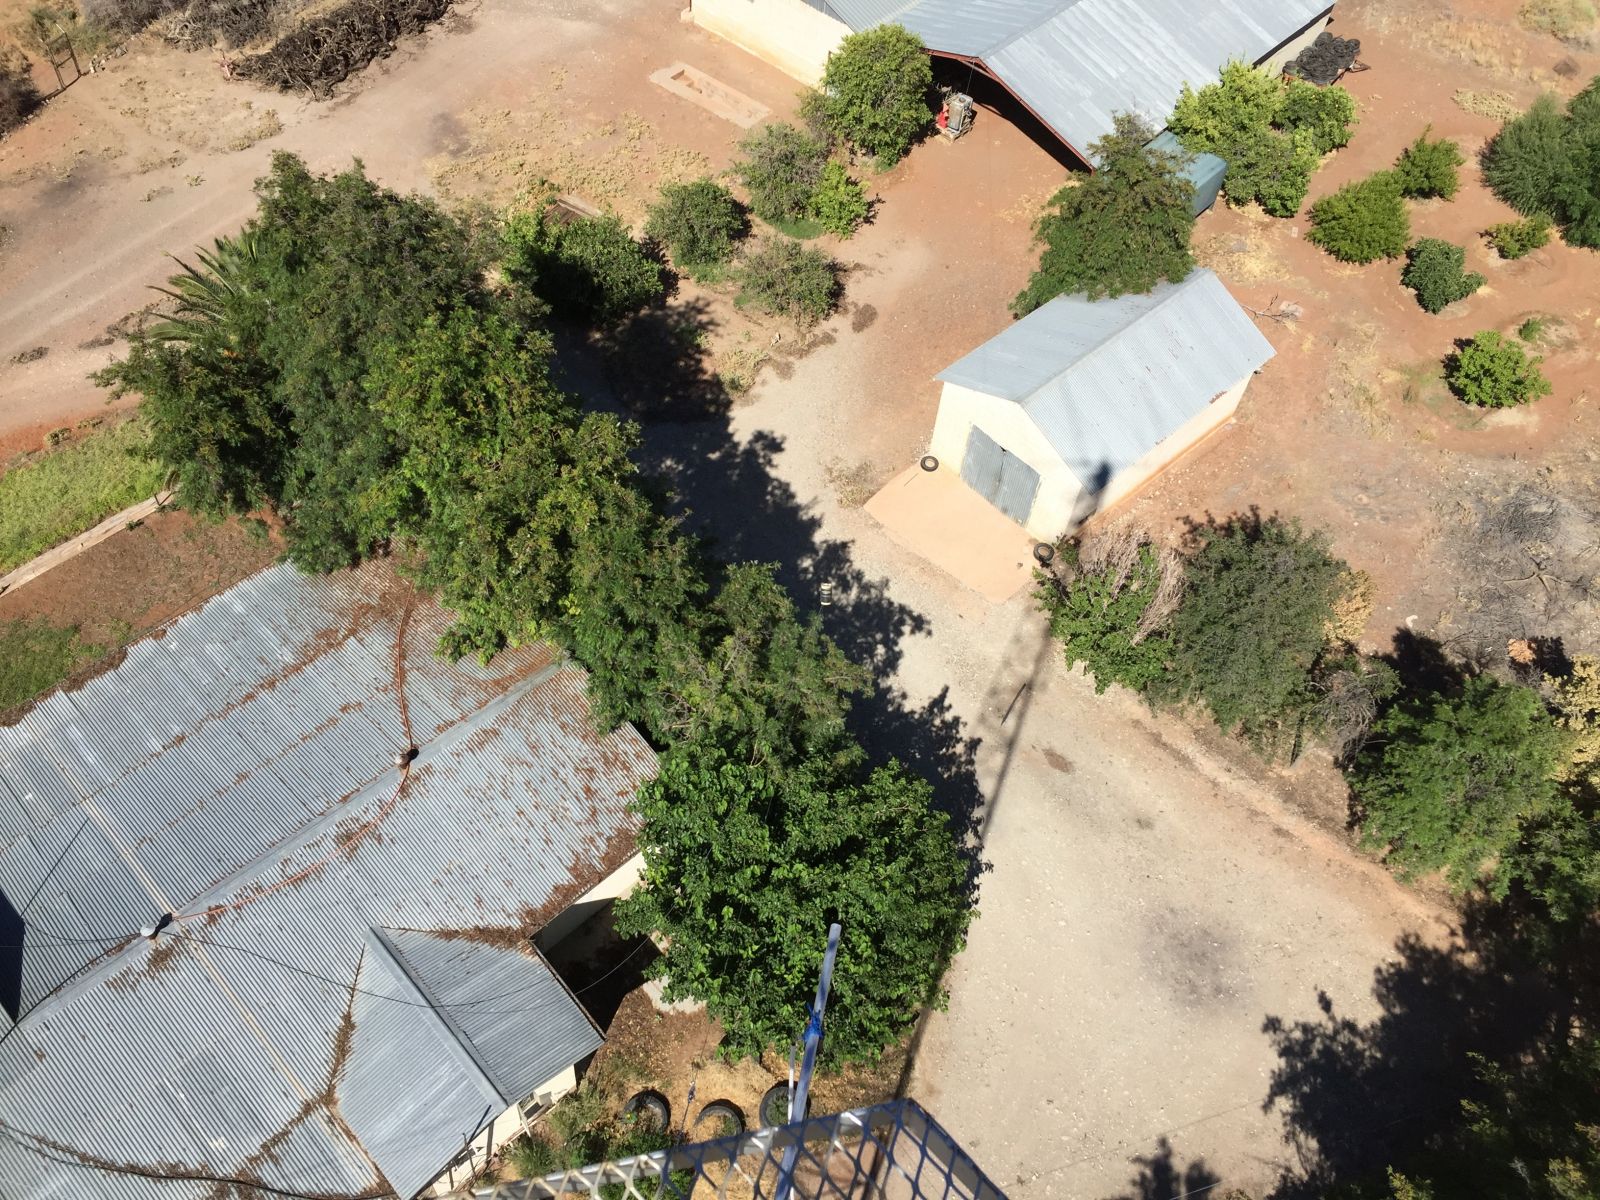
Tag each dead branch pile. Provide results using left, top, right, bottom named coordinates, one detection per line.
left=162, top=0, right=284, bottom=48
left=1285, top=33, right=1361, bottom=85
left=1049, top=523, right=1186, bottom=643
left=232, top=0, right=450, bottom=93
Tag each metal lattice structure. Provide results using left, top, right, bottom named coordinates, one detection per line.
left=457, top=1100, right=1006, bottom=1200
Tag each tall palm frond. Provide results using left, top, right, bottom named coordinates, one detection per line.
left=146, top=227, right=263, bottom=346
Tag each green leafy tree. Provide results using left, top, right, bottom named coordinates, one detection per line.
left=502, top=209, right=664, bottom=326
left=644, top=179, right=746, bottom=277
left=1400, top=238, right=1485, bottom=313
left=733, top=123, right=830, bottom=223
left=734, top=237, right=839, bottom=326
left=1170, top=60, right=1286, bottom=153
left=807, top=161, right=868, bottom=237
left=1011, top=114, right=1195, bottom=314
left=1486, top=214, right=1554, bottom=258
left=805, top=23, right=933, bottom=163
left=1034, top=530, right=1183, bottom=695
left=613, top=742, right=975, bottom=1064
left=1161, top=516, right=1349, bottom=745
left=1222, top=125, right=1319, bottom=217
left=1307, top=170, right=1411, bottom=262
left=1278, top=78, right=1358, bottom=154
left=1393, top=128, right=1466, bottom=199
left=1445, top=330, right=1553, bottom=407
left=1352, top=676, right=1565, bottom=892
left=1484, top=93, right=1577, bottom=219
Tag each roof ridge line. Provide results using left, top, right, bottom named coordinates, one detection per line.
left=978, top=0, right=1088, bottom=61
left=365, top=926, right=511, bottom=1108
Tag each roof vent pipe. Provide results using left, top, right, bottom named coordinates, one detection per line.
left=393, top=746, right=418, bottom=768
left=140, top=913, right=174, bottom=940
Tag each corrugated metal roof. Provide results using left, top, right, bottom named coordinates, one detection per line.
left=0, top=562, right=655, bottom=1200
left=341, top=929, right=603, bottom=1198
left=937, top=269, right=1275, bottom=488
left=831, top=0, right=1330, bottom=161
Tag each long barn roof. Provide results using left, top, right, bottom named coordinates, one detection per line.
left=829, top=0, right=1332, bottom=162
left=0, top=562, right=654, bottom=1200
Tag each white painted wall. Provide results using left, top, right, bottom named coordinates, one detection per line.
left=929, top=382, right=1087, bottom=543
left=425, top=1063, right=582, bottom=1195
left=690, top=0, right=848, bottom=86
left=535, top=851, right=646, bottom=951
left=928, top=375, right=1254, bottom=542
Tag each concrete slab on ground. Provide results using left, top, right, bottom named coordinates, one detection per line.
left=865, top=465, right=1035, bottom=604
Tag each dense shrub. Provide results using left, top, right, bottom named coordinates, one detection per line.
left=1222, top=125, right=1319, bottom=217
left=1169, top=61, right=1354, bottom=215
left=1484, top=83, right=1600, bottom=248
left=733, top=123, right=829, bottom=224
left=644, top=178, right=745, bottom=277
left=0, top=48, right=42, bottom=136
left=1392, top=129, right=1466, bottom=199
left=1012, top=114, right=1194, bottom=314
left=804, top=23, right=933, bottom=163
left=1278, top=78, right=1358, bottom=154
left=1400, top=238, right=1485, bottom=313
left=1352, top=676, right=1565, bottom=893
left=502, top=209, right=663, bottom=326
left=735, top=237, right=839, bottom=326
left=1486, top=214, right=1554, bottom=258
left=1034, top=529, right=1183, bottom=695
left=1445, top=330, right=1553, bottom=407
left=1307, top=171, right=1410, bottom=262
left=807, top=161, right=868, bottom=237
left=1160, top=516, right=1352, bottom=745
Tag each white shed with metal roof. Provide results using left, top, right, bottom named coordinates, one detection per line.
left=927, top=269, right=1274, bottom=539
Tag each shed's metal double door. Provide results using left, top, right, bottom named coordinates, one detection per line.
left=960, top=427, right=1040, bottom=525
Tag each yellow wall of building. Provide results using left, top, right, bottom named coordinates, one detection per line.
left=690, top=0, right=847, bottom=86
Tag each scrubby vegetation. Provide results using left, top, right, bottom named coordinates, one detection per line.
left=733, top=123, right=830, bottom=225
left=1400, top=238, right=1484, bottom=313
left=1, top=47, right=42, bottom=137
left=802, top=23, right=932, bottom=164
left=101, top=153, right=957, bottom=1064
left=502, top=208, right=663, bottom=325
left=0, top=619, right=105, bottom=714
left=1445, top=330, right=1553, bottom=407
left=1307, top=171, right=1410, bottom=262
left=1169, top=62, right=1356, bottom=216
left=1486, top=214, right=1553, bottom=258
left=1012, top=114, right=1194, bottom=314
left=1483, top=80, right=1600, bottom=249
left=645, top=179, right=745, bottom=279
left=807, top=161, right=869, bottom=237
left=734, top=237, right=840, bottom=327
left=1392, top=129, right=1465, bottom=199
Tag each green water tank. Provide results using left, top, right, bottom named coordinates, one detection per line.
left=1147, top=130, right=1227, bottom=218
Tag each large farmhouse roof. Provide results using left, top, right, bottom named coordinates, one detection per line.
left=0, top=562, right=655, bottom=1200
left=936, top=269, right=1274, bottom=488
left=826, top=0, right=1332, bottom=162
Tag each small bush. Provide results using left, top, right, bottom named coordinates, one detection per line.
left=1393, top=129, right=1465, bottom=199
left=1517, top=315, right=1550, bottom=342
left=502, top=209, right=664, bottom=326
left=1170, top=60, right=1285, bottom=153
left=733, top=123, right=830, bottom=224
left=735, top=237, right=839, bottom=326
left=0, top=48, right=42, bottom=136
left=1278, top=79, right=1358, bottom=155
left=503, top=1135, right=560, bottom=1180
left=1519, top=0, right=1597, bottom=39
left=807, top=162, right=868, bottom=237
left=806, top=23, right=933, bottom=163
left=645, top=178, right=745, bottom=277
left=1401, top=238, right=1485, bottom=313
left=1307, top=171, right=1410, bottom=262
left=1223, top=125, right=1317, bottom=217
left=1486, top=215, right=1554, bottom=258
left=1445, top=331, right=1553, bottom=407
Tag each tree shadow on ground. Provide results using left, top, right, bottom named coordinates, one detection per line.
left=1105, top=1137, right=1222, bottom=1200
left=556, top=304, right=988, bottom=874
left=1260, top=897, right=1600, bottom=1199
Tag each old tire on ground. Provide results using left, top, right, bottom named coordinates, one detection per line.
left=920, top=455, right=939, bottom=472
left=1033, top=542, right=1056, bottom=565
left=758, top=1083, right=809, bottom=1128
left=624, top=1089, right=671, bottom=1131
left=694, top=1100, right=745, bottom=1138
